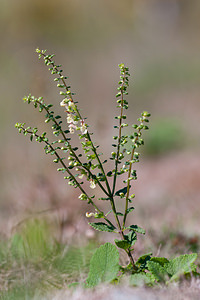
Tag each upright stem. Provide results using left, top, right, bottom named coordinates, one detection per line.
left=112, top=72, right=126, bottom=196
left=122, top=132, right=140, bottom=228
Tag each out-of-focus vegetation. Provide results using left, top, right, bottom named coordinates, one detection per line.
left=1, top=2, right=200, bottom=297
left=0, top=217, right=98, bottom=298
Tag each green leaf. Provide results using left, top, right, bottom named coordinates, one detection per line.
left=165, top=253, right=197, bottom=281
left=115, top=186, right=129, bottom=197
left=150, top=257, right=169, bottom=266
left=89, top=222, right=116, bottom=232
left=107, top=171, right=113, bottom=177
left=98, top=197, right=110, bottom=201
left=116, top=212, right=123, bottom=216
left=86, top=243, right=119, bottom=287
left=130, top=272, right=155, bottom=287
left=126, top=207, right=135, bottom=214
left=147, top=261, right=169, bottom=282
left=127, top=225, right=145, bottom=235
left=125, top=231, right=137, bottom=246
left=136, top=253, right=152, bottom=270
left=114, top=239, right=130, bottom=250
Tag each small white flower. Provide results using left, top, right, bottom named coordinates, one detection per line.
left=80, top=120, right=87, bottom=135
left=89, top=179, right=96, bottom=189
left=67, top=113, right=78, bottom=125
left=68, top=100, right=76, bottom=110
left=69, top=123, right=77, bottom=134
left=66, top=114, right=72, bottom=123
left=60, top=99, right=68, bottom=107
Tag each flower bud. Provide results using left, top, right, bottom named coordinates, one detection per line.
left=79, top=194, right=88, bottom=201
left=86, top=212, right=95, bottom=218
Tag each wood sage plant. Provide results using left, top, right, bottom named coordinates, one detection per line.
left=16, top=50, right=198, bottom=287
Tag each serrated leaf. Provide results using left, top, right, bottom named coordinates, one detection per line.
left=165, top=253, right=197, bottom=281
left=128, top=225, right=145, bottom=235
left=147, top=261, right=169, bottom=282
left=89, top=222, right=116, bottom=232
left=150, top=257, right=169, bottom=266
left=114, top=239, right=130, bottom=250
left=130, top=272, right=155, bottom=287
left=136, top=253, right=152, bottom=270
left=86, top=243, right=119, bottom=287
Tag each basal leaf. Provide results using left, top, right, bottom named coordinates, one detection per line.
left=136, top=253, right=152, bottom=270
left=86, top=243, right=119, bottom=287
left=147, top=261, right=169, bottom=282
left=165, top=253, right=197, bottom=281
left=89, top=222, right=116, bottom=232
left=150, top=257, right=169, bottom=266
left=130, top=272, right=155, bottom=287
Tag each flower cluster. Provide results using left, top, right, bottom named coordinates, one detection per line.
left=60, top=99, right=87, bottom=135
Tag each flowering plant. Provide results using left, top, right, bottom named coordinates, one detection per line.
left=16, top=50, right=198, bottom=287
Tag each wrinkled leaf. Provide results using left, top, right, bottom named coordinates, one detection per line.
left=86, top=243, right=119, bottom=287
left=130, top=272, right=155, bottom=286
left=127, top=225, right=145, bottom=234
left=89, top=222, right=116, bottom=232
left=150, top=257, right=169, bottom=266
left=136, top=253, right=152, bottom=270
left=114, top=239, right=130, bottom=250
left=147, top=261, right=169, bottom=282
left=166, top=253, right=197, bottom=281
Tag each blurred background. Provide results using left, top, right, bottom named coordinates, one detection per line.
left=1, top=0, right=200, bottom=254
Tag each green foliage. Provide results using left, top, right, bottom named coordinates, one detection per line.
left=86, top=243, right=119, bottom=287
left=146, top=253, right=198, bottom=284
left=0, top=218, right=98, bottom=296
left=86, top=244, right=199, bottom=287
